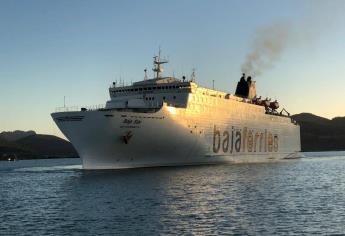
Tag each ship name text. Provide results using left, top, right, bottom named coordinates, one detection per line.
left=213, top=125, right=278, bottom=153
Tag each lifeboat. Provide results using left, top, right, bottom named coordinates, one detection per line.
left=253, top=96, right=262, bottom=105
left=255, top=96, right=262, bottom=106
left=263, top=98, right=271, bottom=108
left=269, top=100, right=279, bottom=110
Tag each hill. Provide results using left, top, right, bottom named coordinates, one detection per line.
left=292, top=113, right=345, bottom=151
left=0, top=131, right=78, bottom=160
left=0, top=130, right=36, bottom=142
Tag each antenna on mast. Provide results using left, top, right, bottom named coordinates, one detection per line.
left=144, top=68, right=148, bottom=80
left=191, top=68, right=196, bottom=82
left=152, top=48, right=168, bottom=79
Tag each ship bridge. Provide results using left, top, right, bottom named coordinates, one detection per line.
left=106, top=51, right=196, bottom=109
left=107, top=78, right=193, bottom=109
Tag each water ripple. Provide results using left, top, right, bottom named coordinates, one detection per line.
left=1, top=154, right=345, bottom=235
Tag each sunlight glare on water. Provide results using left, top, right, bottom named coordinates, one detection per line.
left=1, top=154, right=345, bottom=235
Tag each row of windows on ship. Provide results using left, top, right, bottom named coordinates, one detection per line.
left=145, top=95, right=177, bottom=101
left=111, top=84, right=190, bottom=94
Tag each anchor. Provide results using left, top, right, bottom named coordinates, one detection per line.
left=122, top=131, right=133, bottom=144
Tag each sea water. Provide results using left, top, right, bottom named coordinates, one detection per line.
left=1, top=152, right=345, bottom=235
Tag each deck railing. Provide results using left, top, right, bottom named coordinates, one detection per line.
left=55, top=102, right=166, bottom=112
left=55, top=104, right=105, bottom=112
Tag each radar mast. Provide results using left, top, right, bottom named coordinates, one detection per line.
left=152, top=48, right=168, bottom=79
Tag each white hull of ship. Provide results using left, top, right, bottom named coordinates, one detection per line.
left=52, top=104, right=302, bottom=169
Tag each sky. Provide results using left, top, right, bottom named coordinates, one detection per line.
left=1, top=0, right=345, bottom=138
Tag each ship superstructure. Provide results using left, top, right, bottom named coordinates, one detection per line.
left=52, top=52, right=301, bottom=169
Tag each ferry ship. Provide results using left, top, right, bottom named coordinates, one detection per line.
left=51, top=52, right=301, bottom=169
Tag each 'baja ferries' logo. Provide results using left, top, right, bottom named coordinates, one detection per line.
left=213, top=125, right=278, bottom=154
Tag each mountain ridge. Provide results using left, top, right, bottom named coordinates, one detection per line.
left=0, top=131, right=78, bottom=160
left=292, top=113, right=345, bottom=151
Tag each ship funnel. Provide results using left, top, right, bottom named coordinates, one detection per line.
left=235, top=74, right=257, bottom=99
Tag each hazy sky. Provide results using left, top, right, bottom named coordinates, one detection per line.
left=1, top=0, right=345, bottom=137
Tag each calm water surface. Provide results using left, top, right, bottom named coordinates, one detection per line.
left=1, top=152, right=345, bottom=235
